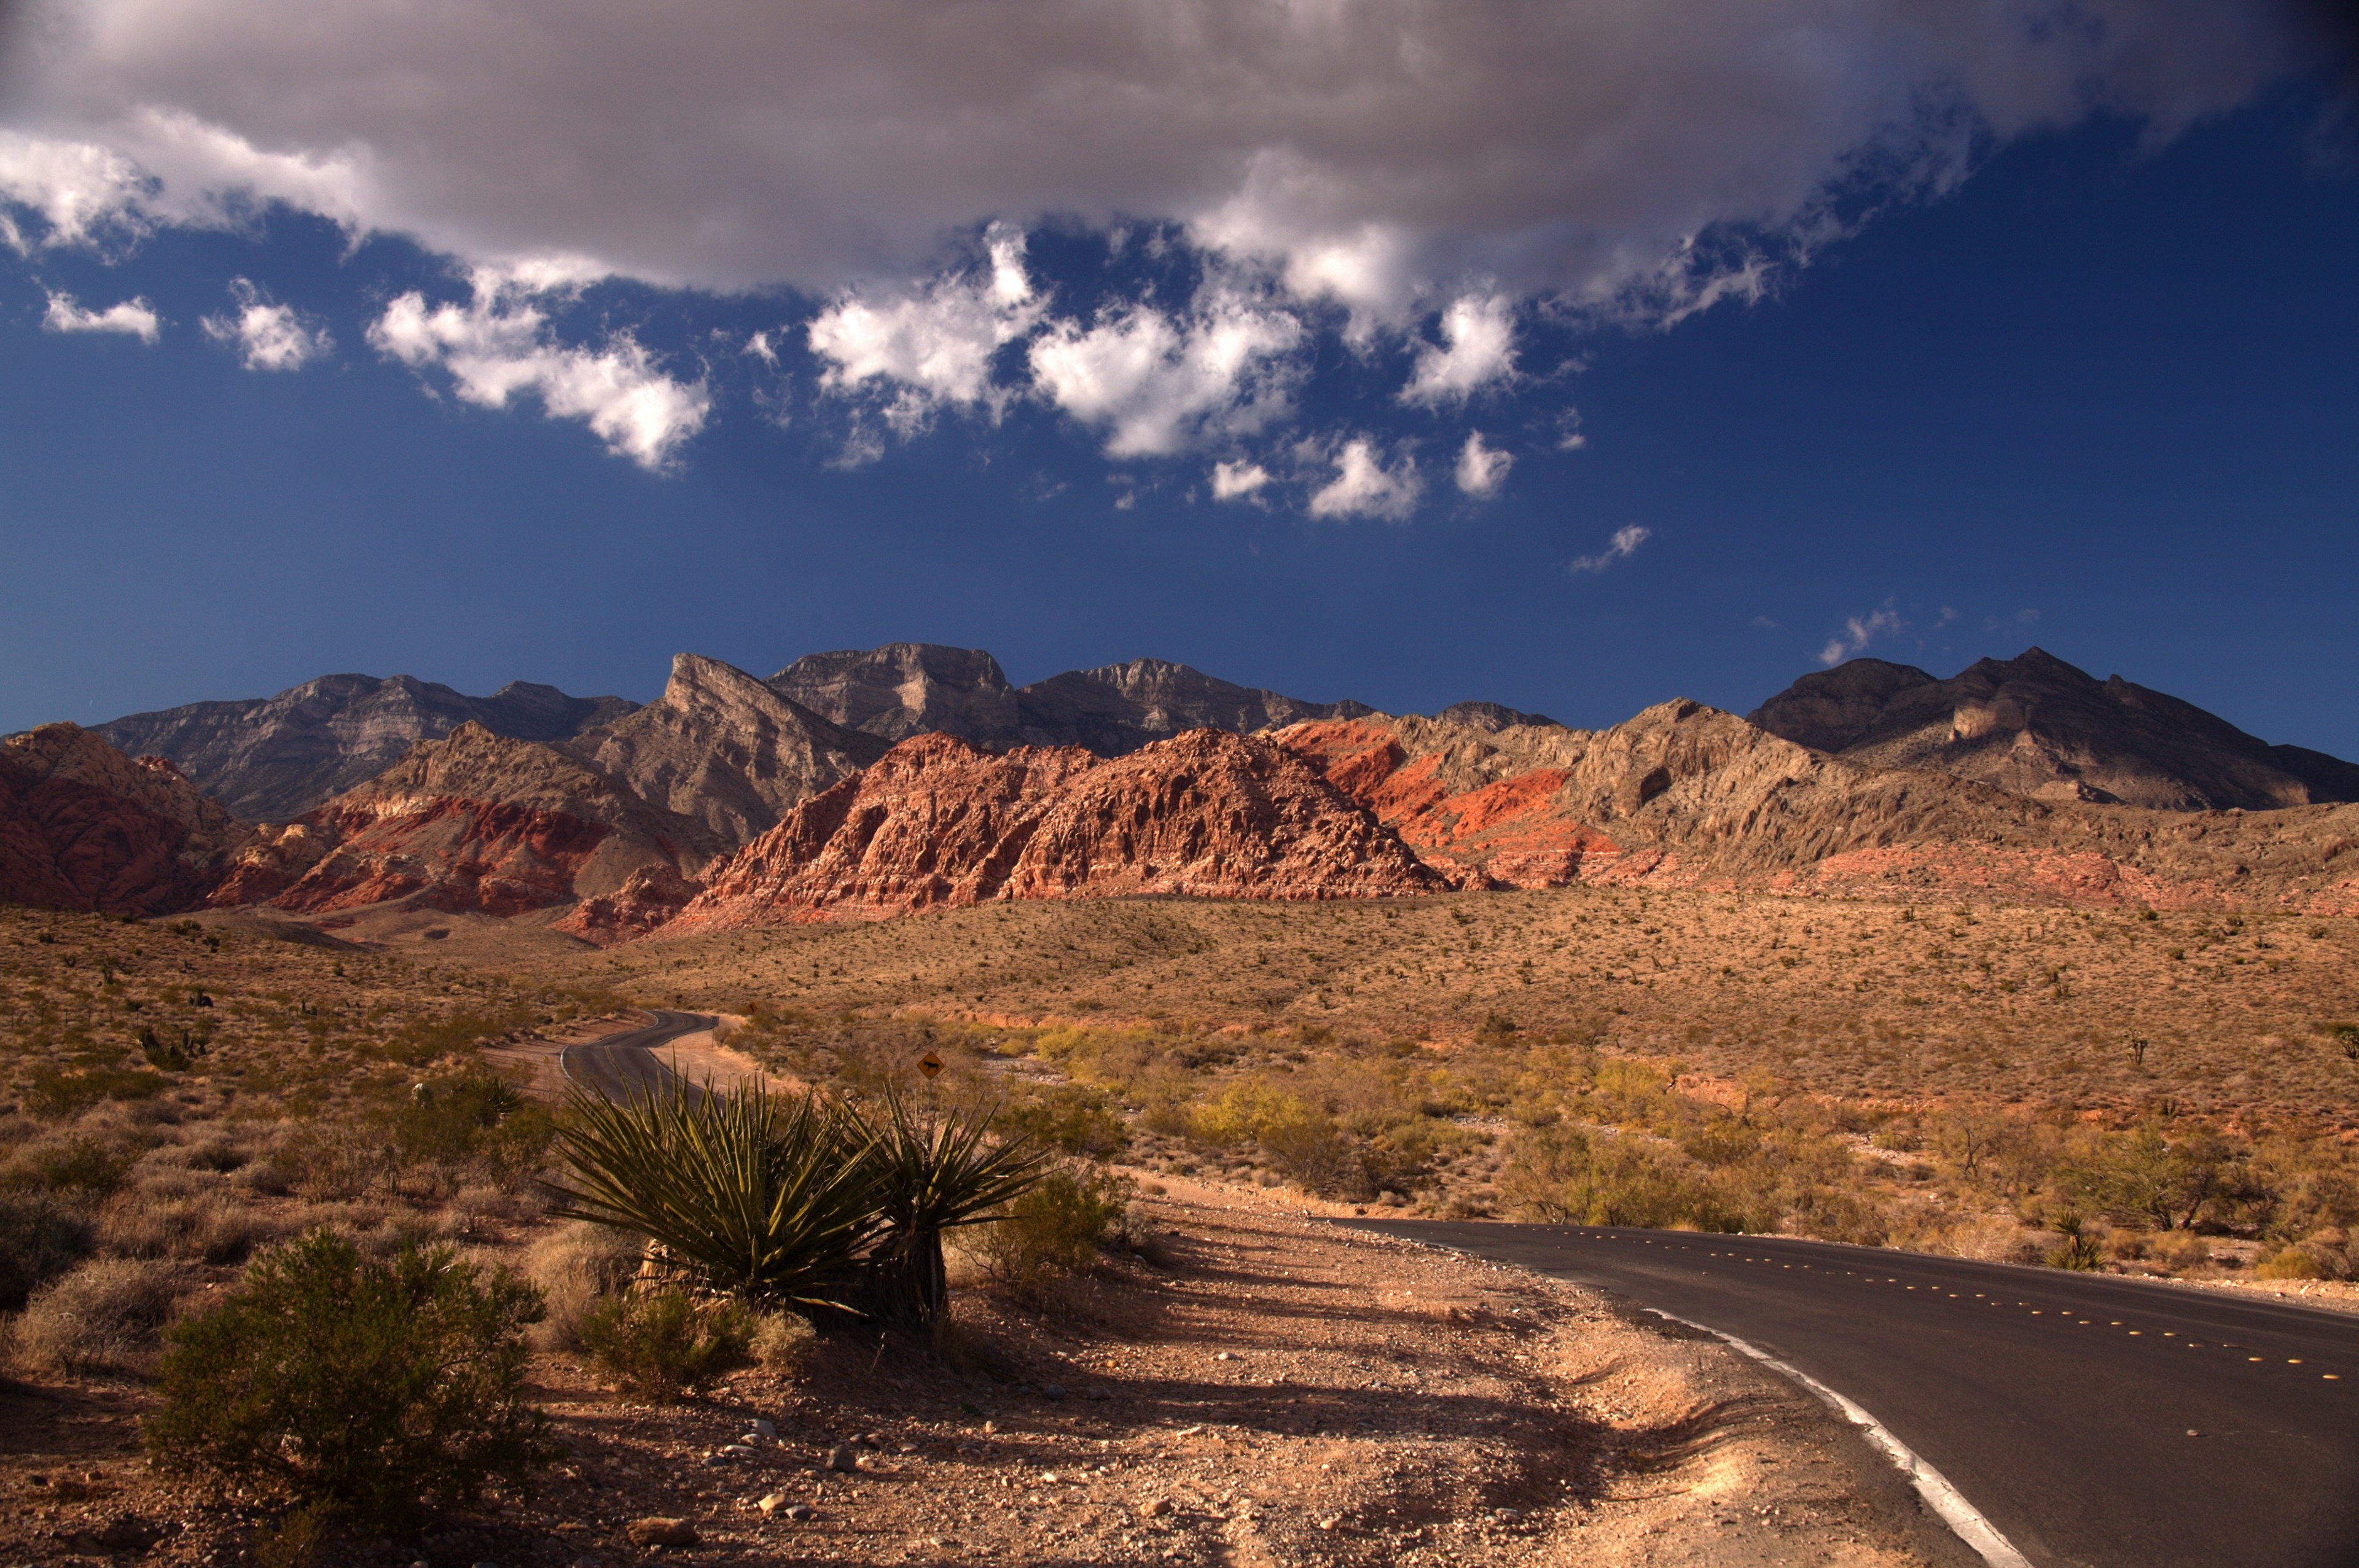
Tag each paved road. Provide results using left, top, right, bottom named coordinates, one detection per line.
left=555, top=1009, right=714, bottom=1103
left=1346, top=1222, right=2359, bottom=1568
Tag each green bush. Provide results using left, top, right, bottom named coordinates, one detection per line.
left=145, top=1230, right=554, bottom=1531
left=579, top=1289, right=753, bottom=1400
left=972, top=1166, right=1132, bottom=1298
left=0, top=1193, right=95, bottom=1309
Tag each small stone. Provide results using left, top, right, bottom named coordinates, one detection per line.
left=826, top=1444, right=859, bottom=1473
left=929, top=1537, right=960, bottom=1549
left=749, top=1419, right=777, bottom=1441
left=1493, top=1508, right=1523, bottom=1523
left=757, top=1492, right=789, bottom=1516
left=1143, top=1499, right=1173, bottom=1518
left=785, top=1505, right=815, bottom=1522
left=625, top=1518, right=699, bottom=1549
left=1039, top=1383, right=1068, bottom=1400
left=1215, top=1352, right=1235, bottom=1362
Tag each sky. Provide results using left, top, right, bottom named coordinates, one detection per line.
left=2, top=2, right=2356, bottom=755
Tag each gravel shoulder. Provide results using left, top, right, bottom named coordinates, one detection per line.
left=0, top=1180, right=1976, bottom=1567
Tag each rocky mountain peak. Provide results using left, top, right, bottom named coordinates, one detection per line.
left=767, top=642, right=1023, bottom=749
left=1748, top=647, right=2358, bottom=811
left=565, top=653, right=888, bottom=847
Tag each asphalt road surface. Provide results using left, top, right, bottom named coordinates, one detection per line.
left=555, top=1009, right=714, bottom=1103
left=1347, top=1221, right=2359, bottom=1568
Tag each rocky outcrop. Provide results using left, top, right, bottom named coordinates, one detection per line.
left=672, top=728, right=1441, bottom=926
left=97, top=673, right=638, bottom=822
left=262, top=724, right=707, bottom=919
left=1279, top=700, right=2359, bottom=913
left=1013, top=657, right=1374, bottom=755
left=1747, top=648, right=2357, bottom=811
left=0, top=725, right=255, bottom=914
left=769, top=643, right=1372, bottom=757
left=565, top=654, right=888, bottom=847
left=767, top=644, right=1027, bottom=749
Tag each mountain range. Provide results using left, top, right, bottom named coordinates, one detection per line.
left=9, top=644, right=2357, bottom=933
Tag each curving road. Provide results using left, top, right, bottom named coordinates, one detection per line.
left=556, top=1008, right=715, bottom=1103
left=1346, top=1221, right=2359, bottom=1568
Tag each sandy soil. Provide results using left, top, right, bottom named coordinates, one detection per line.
left=0, top=1179, right=1974, bottom=1568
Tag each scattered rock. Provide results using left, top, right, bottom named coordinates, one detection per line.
left=1038, top=1382, right=1068, bottom=1400
left=749, top=1419, right=776, bottom=1440
left=784, top=1505, right=815, bottom=1522
left=826, top=1444, right=859, bottom=1473
left=756, top=1493, right=789, bottom=1516
left=624, top=1518, right=698, bottom=1549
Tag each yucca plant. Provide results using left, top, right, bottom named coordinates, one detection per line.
left=545, top=1078, right=877, bottom=1311
left=854, top=1086, right=1051, bottom=1327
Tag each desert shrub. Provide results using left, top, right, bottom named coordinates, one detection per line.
left=100, top=1192, right=288, bottom=1266
left=375, top=1004, right=536, bottom=1069
left=15, top=1258, right=188, bottom=1376
left=1000, top=1085, right=1129, bottom=1159
left=4, top=1130, right=139, bottom=1199
left=972, top=1166, right=1132, bottom=1298
left=2046, top=1212, right=2107, bottom=1271
left=0, top=1193, right=95, bottom=1309
left=856, top=1086, right=1053, bottom=1327
left=2151, top=1230, right=2212, bottom=1273
left=146, top=1229, right=553, bottom=1531
left=751, top=1310, right=818, bottom=1374
left=22, top=1067, right=166, bottom=1120
left=388, top=1068, right=553, bottom=1190
left=548, top=1080, right=879, bottom=1310
left=252, top=1121, right=388, bottom=1202
left=2255, top=1246, right=2323, bottom=1281
left=579, top=1289, right=753, bottom=1400
left=1497, top=1126, right=1742, bottom=1231
left=522, top=1221, right=647, bottom=1352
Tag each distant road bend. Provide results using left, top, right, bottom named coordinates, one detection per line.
left=1347, top=1221, right=2359, bottom=1568
left=556, top=1008, right=714, bottom=1104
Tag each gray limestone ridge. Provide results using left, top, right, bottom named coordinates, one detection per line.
left=95, top=673, right=638, bottom=821
left=558, top=654, right=887, bottom=849
left=1747, top=647, right=2359, bottom=813
left=766, top=641, right=1375, bottom=756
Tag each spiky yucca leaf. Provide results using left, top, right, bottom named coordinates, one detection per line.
left=855, top=1085, right=1051, bottom=1325
left=546, top=1078, right=875, bottom=1310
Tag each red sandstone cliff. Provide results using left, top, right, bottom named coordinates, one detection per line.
left=0, top=724, right=254, bottom=914
left=258, top=723, right=711, bottom=922
left=670, top=728, right=1441, bottom=926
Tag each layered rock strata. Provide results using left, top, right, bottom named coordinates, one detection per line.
left=673, top=729, right=1441, bottom=926
left=0, top=724, right=255, bottom=914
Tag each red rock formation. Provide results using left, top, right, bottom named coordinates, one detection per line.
left=671, top=728, right=1440, bottom=927
left=0, top=724, right=254, bottom=914
left=1275, top=719, right=1618, bottom=887
left=262, top=724, right=708, bottom=920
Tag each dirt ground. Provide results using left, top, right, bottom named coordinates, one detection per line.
left=0, top=1173, right=1977, bottom=1568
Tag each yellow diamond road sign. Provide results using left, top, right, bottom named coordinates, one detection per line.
left=918, top=1050, right=944, bottom=1079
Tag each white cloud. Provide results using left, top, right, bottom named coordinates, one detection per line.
left=745, top=330, right=778, bottom=364
left=1820, top=606, right=1904, bottom=666
left=1402, top=294, right=1516, bottom=405
left=808, top=226, right=1040, bottom=434
left=1308, top=439, right=1422, bottom=522
left=1454, top=432, right=1512, bottom=498
left=1029, top=289, right=1304, bottom=457
left=0, top=2, right=2307, bottom=310
left=0, top=132, right=152, bottom=251
left=42, top=291, right=160, bottom=343
left=200, top=277, right=331, bottom=370
left=367, top=272, right=709, bottom=470
left=1568, top=523, right=1651, bottom=575
left=1210, top=459, right=1270, bottom=501
left=1556, top=408, right=1589, bottom=451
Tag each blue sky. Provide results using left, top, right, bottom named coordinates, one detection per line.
left=2, top=4, right=2355, bottom=755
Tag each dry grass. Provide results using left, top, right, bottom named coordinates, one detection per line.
left=532, top=888, right=2359, bottom=1129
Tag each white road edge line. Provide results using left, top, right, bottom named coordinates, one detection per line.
left=1643, top=1307, right=2034, bottom=1568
